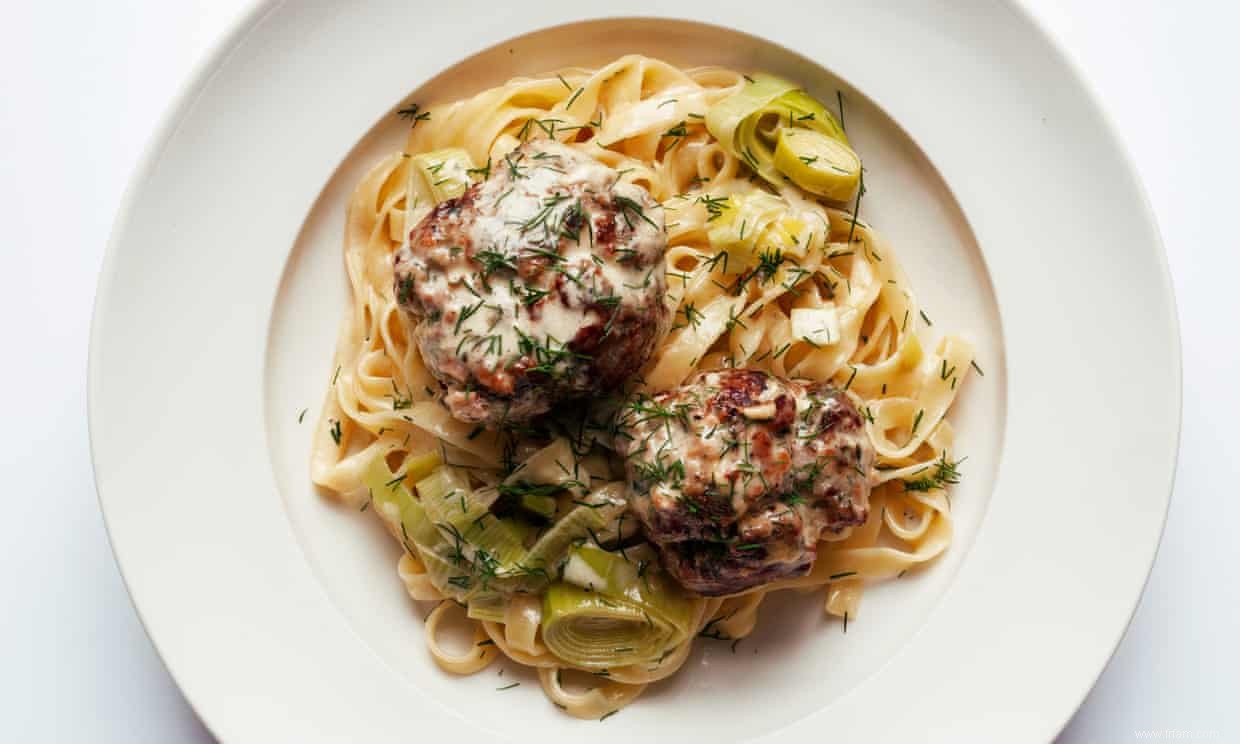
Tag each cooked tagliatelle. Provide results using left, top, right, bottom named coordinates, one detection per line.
left=310, top=55, right=978, bottom=719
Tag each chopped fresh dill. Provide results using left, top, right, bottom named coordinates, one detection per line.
left=903, top=453, right=966, bottom=492
left=396, top=101, right=431, bottom=127
left=465, top=157, right=492, bottom=180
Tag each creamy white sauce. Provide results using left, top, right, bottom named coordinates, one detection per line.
left=396, top=139, right=669, bottom=420
left=447, top=141, right=663, bottom=377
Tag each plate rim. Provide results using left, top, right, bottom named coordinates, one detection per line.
left=87, top=0, right=277, bottom=737
left=998, top=2, right=1182, bottom=737
left=88, top=1, right=1182, bottom=741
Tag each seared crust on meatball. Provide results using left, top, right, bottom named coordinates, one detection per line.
left=616, top=368, right=874, bottom=595
left=393, top=140, right=669, bottom=425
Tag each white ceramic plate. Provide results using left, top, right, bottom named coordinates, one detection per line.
left=89, top=2, right=1179, bottom=742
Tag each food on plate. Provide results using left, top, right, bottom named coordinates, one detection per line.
left=310, top=55, right=977, bottom=719
left=393, top=140, right=669, bottom=425
left=617, top=368, right=873, bottom=595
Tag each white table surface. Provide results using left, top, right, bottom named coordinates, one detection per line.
left=1, top=1, right=1233, bottom=741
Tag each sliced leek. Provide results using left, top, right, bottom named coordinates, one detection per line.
left=365, top=452, right=633, bottom=611
left=501, top=482, right=627, bottom=591
left=541, top=545, right=699, bottom=669
left=774, top=127, right=861, bottom=201
left=362, top=453, right=412, bottom=528
left=402, top=450, right=444, bottom=484
left=518, top=491, right=558, bottom=520
left=706, top=191, right=788, bottom=256
left=416, top=466, right=527, bottom=576
left=500, top=438, right=611, bottom=519
left=705, top=74, right=799, bottom=186
left=410, top=147, right=476, bottom=203
left=542, top=585, right=661, bottom=670
left=778, top=88, right=849, bottom=144
left=362, top=451, right=435, bottom=545
left=705, top=73, right=853, bottom=197
left=362, top=451, right=475, bottom=600
left=561, top=542, right=656, bottom=595
left=504, top=437, right=587, bottom=493
left=705, top=191, right=810, bottom=267
left=466, top=592, right=508, bottom=623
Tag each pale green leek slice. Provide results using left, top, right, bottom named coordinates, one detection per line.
left=705, top=74, right=850, bottom=194
left=778, top=88, right=849, bottom=144
left=705, top=190, right=788, bottom=256
left=501, top=438, right=611, bottom=518
left=704, top=190, right=815, bottom=269
left=361, top=452, right=474, bottom=600
left=466, top=593, right=508, bottom=623
left=541, top=545, right=699, bottom=669
left=774, top=127, right=861, bottom=201
left=518, top=491, right=558, bottom=520
left=504, top=438, right=586, bottom=492
left=362, top=452, right=435, bottom=545
left=409, top=148, right=476, bottom=204
left=416, top=467, right=527, bottom=572
left=705, top=74, right=799, bottom=186
left=542, top=585, right=660, bottom=669
left=402, top=450, right=444, bottom=484
left=495, top=482, right=627, bottom=593
left=364, top=454, right=632, bottom=601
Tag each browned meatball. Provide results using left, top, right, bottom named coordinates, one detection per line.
left=615, top=368, right=874, bottom=595
left=394, top=140, right=669, bottom=425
